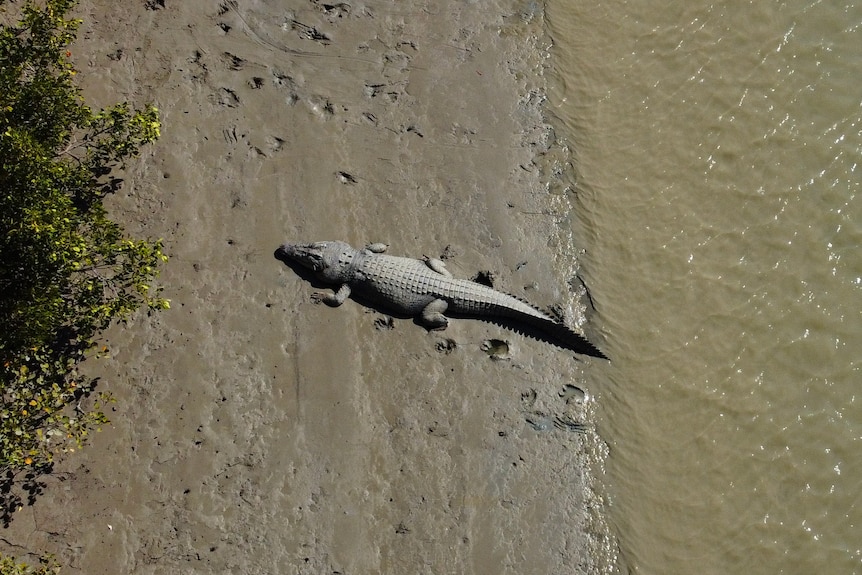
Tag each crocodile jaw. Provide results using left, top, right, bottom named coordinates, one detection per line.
left=278, top=242, right=328, bottom=272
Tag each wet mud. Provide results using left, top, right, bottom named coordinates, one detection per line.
left=1, top=1, right=607, bottom=573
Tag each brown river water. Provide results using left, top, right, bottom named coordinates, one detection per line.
left=545, top=1, right=862, bottom=573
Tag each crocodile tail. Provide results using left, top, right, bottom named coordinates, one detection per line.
left=483, top=297, right=608, bottom=360
left=449, top=284, right=608, bottom=359
left=528, top=315, right=608, bottom=359
left=498, top=311, right=607, bottom=359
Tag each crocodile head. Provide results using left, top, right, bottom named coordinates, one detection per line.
left=277, top=241, right=356, bottom=284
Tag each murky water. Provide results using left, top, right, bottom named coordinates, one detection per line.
left=544, top=1, right=862, bottom=573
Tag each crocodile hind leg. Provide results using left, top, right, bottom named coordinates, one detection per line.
left=365, top=243, right=388, bottom=253
left=420, top=299, right=449, bottom=330
left=423, top=256, right=453, bottom=278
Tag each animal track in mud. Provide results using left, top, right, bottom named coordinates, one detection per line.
left=546, top=303, right=567, bottom=324
left=186, top=50, right=209, bottom=83
left=336, top=171, right=358, bottom=185
left=374, top=316, right=395, bottom=330
left=524, top=412, right=586, bottom=434
left=223, top=126, right=238, bottom=145
left=435, top=338, right=457, bottom=354
left=520, top=388, right=537, bottom=409
left=439, top=245, right=458, bottom=260
left=525, top=412, right=553, bottom=432
left=382, top=49, right=411, bottom=73
left=472, top=270, right=495, bottom=288
left=481, top=339, right=510, bottom=360
left=305, top=95, right=335, bottom=119
left=312, top=0, right=351, bottom=21
left=453, top=27, right=480, bottom=62
left=363, top=83, right=383, bottom=98
left=266, top=69, right=343, bottom=120
left=215, top=87, right=240, bottom=107
left=222, top=125, right=277, bottom=160
left=270, top=69, right=293, bottom=88
left=404, top=125, right=424, bottom=138
left=363, top=82, right=405, bottom=103
left=519, top=387, right=587, bottom=433
left=560, top=384, right=586, bottom=404
left=286, top=19, right=331, bottom=44
left=220, top=51, right=245, bottom=70
left=217, top=0, right=237, bottom=16
left=270, top=70, right=300, bottom=104
left=451, top=123, right=478, bottom=145
left=265, top=135, right=285, bottom=153
left=229, top=189, right=246, bottom=209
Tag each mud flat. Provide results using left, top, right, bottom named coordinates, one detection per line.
left=2, top=1, right=610, bottom=572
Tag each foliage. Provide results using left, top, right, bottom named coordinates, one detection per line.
left=0, top=552, right=59, bottom=575
left=0, top=0, right=167, bottom=489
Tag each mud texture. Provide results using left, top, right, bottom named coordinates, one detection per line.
left=1, top=1, right=606, bottom=573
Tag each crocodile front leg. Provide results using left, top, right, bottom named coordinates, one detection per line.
left=311, top=283, right=351, bottom=307
left=420, top=298, right=449, bottom=330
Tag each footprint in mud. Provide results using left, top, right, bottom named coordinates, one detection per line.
left=217, top=0, right=237, bottom=16
left=270, top=69, right=295, bottom=89
left=435, top=338, right=457, bottom=354
left=525, top=412, right=553, bottom=432
left=220, top=51, right=245, bottom=71
left=481, top=339, right=510, bottom=360
left=229, top=189, right=246, bottom=209
left=265, top=135, right=285, bottom=152
left=247, top=145, right=266, bottom=159
left=451, top=123, right=478, bottom=146
left=472, top=270, right=495, bottom=287
left=361, top=111, right=379, bottom=125
left=552, top=415, right=587, bottom=433
left=305, top=95, right=335, bottom=120
left=336, top=171, right=358, bottom=185
left=520, top=387, right=587, bottom=433
left=286, top=19, right=331, bottom=45
left=312, top=1, right=351, bottom=21
left=439, top=244, right=458, bottom=261
left=525, top=412, right=586, bottom=434
left=223, top=125, right=238, bottom=145
left=374, top=315, right=394, bottom=330
left=215, top=87, right=240, bottom=107
left=270, top=70, right=300, bottom=105
left=382, top=48, right=412, bottom=75
left=363, top=83, right=385, bottom=98
left=363, top=81, right=405, bottom=103
left=404, top=124, right=423, bottom=138
left=559, top=384, right=587, bottom=404
left=520, top=388, right=537, bottom=409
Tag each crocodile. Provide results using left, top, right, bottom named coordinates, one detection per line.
left=276, top=241, right=607, bottom=359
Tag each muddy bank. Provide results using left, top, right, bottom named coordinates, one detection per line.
left=2, top=1, right=607, bottom=572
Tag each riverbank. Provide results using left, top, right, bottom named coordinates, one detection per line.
left=1, top=1, right=608, bottom=572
